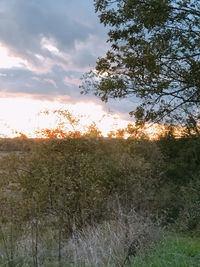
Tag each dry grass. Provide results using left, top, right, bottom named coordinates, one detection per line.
left=0, top=207, right=162, bottom=266
left=62, top=209, right=161, bottom=266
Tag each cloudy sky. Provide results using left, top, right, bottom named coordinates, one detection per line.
left=0, top=0, right=135, bottom=137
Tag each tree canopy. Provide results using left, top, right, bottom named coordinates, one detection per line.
left=82, top=0, right=200, bottom=127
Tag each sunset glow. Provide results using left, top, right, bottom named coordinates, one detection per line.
left=0, top=94, right=132, bottom=138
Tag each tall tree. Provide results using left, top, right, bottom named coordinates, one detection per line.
left=82, top=0, right=200, bottom=126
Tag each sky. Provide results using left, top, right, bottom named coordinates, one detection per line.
left=0, top=0, right=135, bottom=137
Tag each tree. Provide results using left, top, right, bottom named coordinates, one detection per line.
left=84, top=122, right=102, bottom=137
left=82, top=0, right=200, bottom=127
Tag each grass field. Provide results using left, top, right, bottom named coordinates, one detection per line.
left=129, top=235, right=200, bottom=267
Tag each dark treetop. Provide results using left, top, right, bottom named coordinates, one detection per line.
left=82, top=0, right=200, bottom=127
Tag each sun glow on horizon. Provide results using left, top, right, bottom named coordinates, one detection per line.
left=0, top=95, right=132, bottom=138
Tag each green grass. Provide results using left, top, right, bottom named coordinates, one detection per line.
left=129, top=235, right=200, bottom=267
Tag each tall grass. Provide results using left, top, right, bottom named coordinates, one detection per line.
left=0, top=210, right=160, bottom=266
left=55, top=209, right=160, bottom=266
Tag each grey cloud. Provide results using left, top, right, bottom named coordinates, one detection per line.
left=0, top=66, right=136, bottom=117
left=0, top=0, right=134, bottom=117
left=103, top=98, right=139, bottom=121
left=0, top=0, right=106, bottom=70
left=0, top=0, right=109, bottom=105
left=73, top=49, right=97, bottom=68
left=0, top=66, right=91, bottom=100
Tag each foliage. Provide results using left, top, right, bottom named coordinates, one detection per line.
left=157, top=136, right=200, bottom=184
left=82, top=0, right=200, bottom=126
left=36, top=108, right=104, bottom=139
left=175, top=178, right=200, bottom=235
left=156, top=136, right=200, bottom=225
